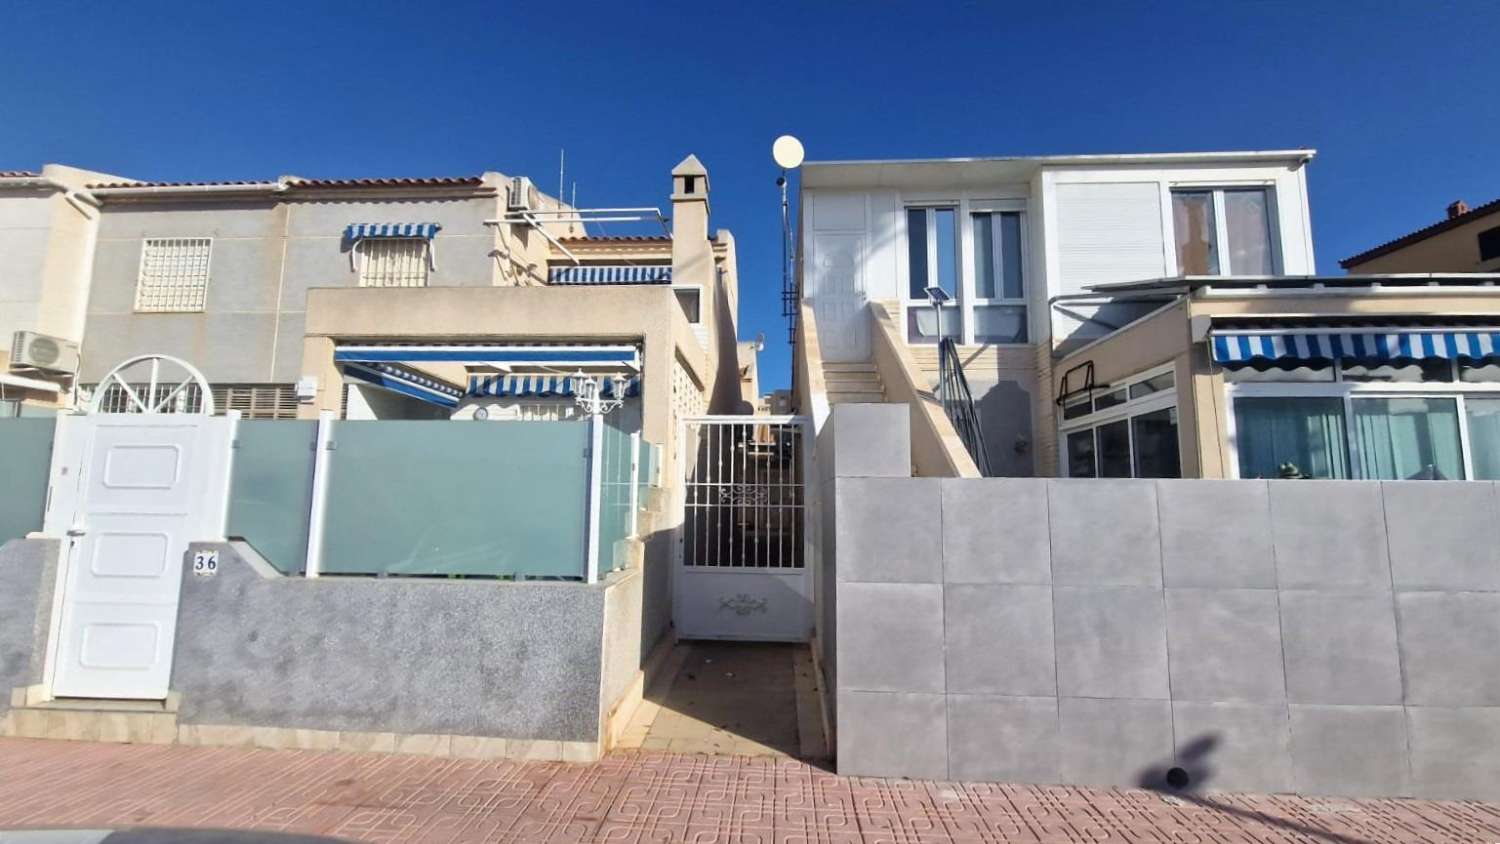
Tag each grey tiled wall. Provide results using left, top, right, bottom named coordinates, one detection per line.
left=826, top=407, right=1500, bottom=799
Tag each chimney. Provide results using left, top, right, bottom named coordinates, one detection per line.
left=1448, top=199, right=1469, bottom=219
left=671, top=154, right=712, bottom=287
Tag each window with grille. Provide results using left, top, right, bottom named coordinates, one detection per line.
left=356, top=238, right=431, bottom=287
left=85, top=382, right=297, bottom=418
left=135, top=238, right=212, bottom=312
left=212, top=384, right=299, bottom=418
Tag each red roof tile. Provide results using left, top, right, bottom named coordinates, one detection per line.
left=559, top=235, right=672, bottom=243
left=0, top=170, right=41, bottom=178
left=87, top=175, right=485, bottom=190
left=1341, top=196, right=1500, bottom=268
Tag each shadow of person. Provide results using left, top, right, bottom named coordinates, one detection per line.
left=1137, top=733, right=1218, bottom=792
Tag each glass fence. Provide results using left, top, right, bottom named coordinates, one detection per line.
left=0, top=418, right=55, bottom=546
left=595, top=418, right=635, bottom=575
left=320, top=420, right=591, bottom=579
left=227, top=420, right=318, bottom=574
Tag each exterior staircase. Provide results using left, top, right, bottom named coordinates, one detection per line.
left=822, top=361, right=885, bottom=405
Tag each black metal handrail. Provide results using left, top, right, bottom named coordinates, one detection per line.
left=936, top=337, right=991, bottom=476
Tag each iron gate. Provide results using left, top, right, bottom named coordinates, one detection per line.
left=675, top=415, right=812, bottom=641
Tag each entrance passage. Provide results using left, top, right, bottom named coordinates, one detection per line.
left=675, top=416, right=812, bottom=641
left=616, top=641, right=826, bottom=760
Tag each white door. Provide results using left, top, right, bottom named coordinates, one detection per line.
left=50, top=416, right=234, bottom=700
left=809, top=234, right=869, bottom=362
left=675, top=417, right=813, bottom=642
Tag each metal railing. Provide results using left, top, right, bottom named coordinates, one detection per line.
left=936, top=338, right=991, bottom=476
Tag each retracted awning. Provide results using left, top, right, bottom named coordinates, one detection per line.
left=344, top=223, right=441, bottom=240
left=334, top=344, right=639, bottom=368
left=466, top=374, right=641, bottom=398
left=342, top=362, right=464, bottom=408
left=1211, top=328, right=1500, bottom=364
left=548, top=265, right=672, bottom=285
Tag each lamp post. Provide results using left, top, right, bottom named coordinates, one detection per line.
left=924, top=284, right=952, bottom=343
left=773, top=135, right=805, bottom=344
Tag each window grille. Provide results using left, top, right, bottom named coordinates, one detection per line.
left=356, top=238, right=430, bottom=287
left=84, top=382, right=296, bottom=418
left=135, top=238, right=212, bottom=312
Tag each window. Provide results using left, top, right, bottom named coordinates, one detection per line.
left=1059, top=367, right=1180, bottom=478
left=356, top=238, right=430, bottom=287
left=135, top=238, right=212, bottom=312
left=1226, top=356, right=1500, bottom=480
left=1479, top=226, right=1500, bottom=262
left=971, top=211, right=1027, bottom=343
left=1171, top=188, right=1277, bottom=276
left=906, top=207, right=960, bottom=343
left=673, top=286, right=702, bottom=324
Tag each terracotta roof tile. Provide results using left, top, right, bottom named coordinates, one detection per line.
left=0, top=170, right=41, bottom=178
left=558, top=235, right=672, bottom=243
left=1341, top=196, right=1500, bottom=268
left=87, top=175, right=485, bottom=190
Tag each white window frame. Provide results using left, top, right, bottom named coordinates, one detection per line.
left=1166, top=183, right=1282, bottom=276
left=901, top=204, right=961, bottom=344
left=966, top=202, right=1030, bottom=346
left=1057, top=363, right=1179, bottom=478
left=1223, top=358, right=1500, bottom=480
left=134, top=237, right=213, bottom=313
left=352, top=237, right=433, bottom=288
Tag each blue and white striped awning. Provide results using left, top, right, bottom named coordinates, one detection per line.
left=548, top=265, right=672, bottom=285
left=335, top=344, right=639, bottom=368
left=1212, top=328, right=1500, bottom=364
left=345, top=223, right=441, bottom=240
left=342, top=362, right=464, bottom=408
left=467, top=374, right=641, bottom=398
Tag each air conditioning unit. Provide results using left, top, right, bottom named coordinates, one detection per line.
left=508, top=176, right=538, bottom=212
left=10, top=331, right=80, bottom=374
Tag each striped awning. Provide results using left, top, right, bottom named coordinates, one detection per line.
left=342, top=362, right=464, bottom=408
left=1211, top=328, right=1500, bottom=364
left=548, top=265, right=672, bottom=285
left=344, top=223, right=441, bottom=240
left=335, top=344, right=639, bottom=367
left=467, top=374, right=641, bottom=398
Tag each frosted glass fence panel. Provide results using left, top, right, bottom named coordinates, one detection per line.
left=227, top=420, right=317, bottom=574
left=321, top=421, right=590, bottom=579
left=596, top=419, right=634, bottom=575
left=0, top=418, right=55, bottom=545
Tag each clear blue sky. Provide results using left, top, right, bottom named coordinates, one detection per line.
left=4, top=1, right=1498, bottom=391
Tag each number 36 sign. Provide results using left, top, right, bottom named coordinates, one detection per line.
left=192, top=549, right=219, bottom=576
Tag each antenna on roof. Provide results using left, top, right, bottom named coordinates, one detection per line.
left=558, top=149, right=565, bottom=205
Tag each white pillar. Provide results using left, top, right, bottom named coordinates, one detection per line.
left=584, top=413, right=604, bottom=583
left=629, top=431, right=641, bottom=538
left=302, top=410, right=335, bottom=578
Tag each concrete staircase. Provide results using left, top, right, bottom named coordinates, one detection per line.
left=822, top=361, right=885, bottom=405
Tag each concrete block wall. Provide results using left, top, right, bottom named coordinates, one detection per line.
left=825, top=404, right=1500, bottom=800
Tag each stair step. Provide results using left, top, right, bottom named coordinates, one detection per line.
left=828, top=392, right=886, bottom=404
left=823, top=362, right=878, bottom=373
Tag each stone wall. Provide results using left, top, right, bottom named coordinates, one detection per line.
left=825, top=404, right=1500, bottom=800
left=172, top=543, right=632, bottom=753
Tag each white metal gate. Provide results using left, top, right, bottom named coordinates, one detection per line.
left=42, top=355, right=235, bottom=700
left=675, top=415, right=812, bottom=641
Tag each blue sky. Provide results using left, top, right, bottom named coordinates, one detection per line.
left=4, top=1, right=1498, bottom=391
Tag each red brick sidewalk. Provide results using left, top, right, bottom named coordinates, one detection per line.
left=0, top=738, right=1497, bottom=843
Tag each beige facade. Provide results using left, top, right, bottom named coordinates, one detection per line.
left=1051, top=279, right=1500, bottom=479
left=0, top=165, right=121, bottom=408
left=1343, top=199, right=1500, bottom=274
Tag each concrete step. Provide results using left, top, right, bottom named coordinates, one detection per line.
left=823, top=362, right=878, bottom=373
left=2, top=704, right=178, bottom=744
left=827, top=391, right=886, bottom=404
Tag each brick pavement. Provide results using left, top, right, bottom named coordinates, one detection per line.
left=0, top=738, right=1498, bottom=843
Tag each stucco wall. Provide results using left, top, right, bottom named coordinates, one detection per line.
left=824, top=404, right=1500, bottom=800
left=172, top=543, right=620, bottom=744
left=0, top=539, right=58, bottom=714
left=81, top=193, right=501, bottom=383
left=1345, top=211, right=1500, bottom=274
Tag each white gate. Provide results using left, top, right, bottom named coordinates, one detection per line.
left=675, top=416, right=812, bottom=641
left=43, top=355, right=235, bottom=700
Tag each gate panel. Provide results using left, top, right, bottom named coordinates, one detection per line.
left=675, top=416, right=812, bottom=642
left=49, top=415, right=234, bottom=700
